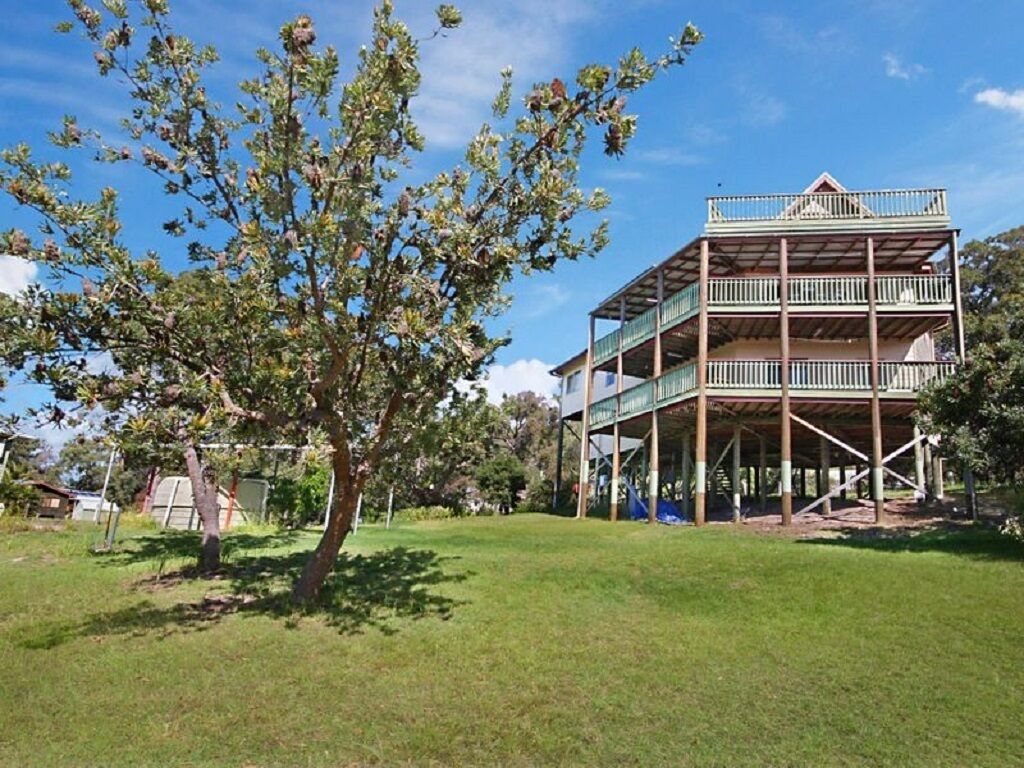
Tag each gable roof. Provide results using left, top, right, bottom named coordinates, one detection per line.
left=780, top=171, right=875, bottom=220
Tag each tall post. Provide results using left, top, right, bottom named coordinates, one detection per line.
left=323, top=469, right=336, bottom=529
left=779, top=237, right=793, bottom=525
left=758, top=435, right=767, bottom=515
left=0, top=439, right=11, bottom=486
left=575, top=314, right=596, bottom=518
left=964, top=465, right=977, bottom=522
left=610, top=297, right=626, bottom=521
left=695, top=239, right=711, bottom=525
left=681, top=429, right=692, bottom=520
left=731, top=425, right=742, bottom=523
left=96, top=446, right=117, bottom=525
left=948, top=231, right=967, bottom=362
left=949, top=231, right=977, bottom=519
left=932, top=455, right=944, bottom=499
left=839, top=462, right=847, bottom=501
left=386, top=486, right=395, bottom=529
left=820, top=435, right=831, bottom=516
left=224, top=467, right=239, bottom=530
left=552, top=416, right=564, bottom=510
left=140, top=467, right=159, bottom=516
left=913, top=425, right=927, bottom=502
left=162, top=477, right=180, bottom=528
left=866, top=236, right=886, bottom=523
left=648, top=270, right=664, bottom=523
left=352, top=492, right=363, bottom=534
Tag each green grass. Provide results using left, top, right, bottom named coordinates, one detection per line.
left=1, top=515, right=1023, bottom=766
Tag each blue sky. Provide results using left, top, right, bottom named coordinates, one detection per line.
left=3, top=0, right=1024, bottom=439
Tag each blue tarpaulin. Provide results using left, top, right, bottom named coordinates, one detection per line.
left=624, top=479, right=690, bottom=525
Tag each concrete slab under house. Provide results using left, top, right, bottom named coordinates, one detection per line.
left=551, top=173, right=971, bottom=526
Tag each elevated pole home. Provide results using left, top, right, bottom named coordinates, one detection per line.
left=554, top=173, right=963, bottom=524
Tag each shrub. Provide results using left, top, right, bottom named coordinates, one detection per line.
left=1001, top=490, right=1024, bottom=543
left=396, top=505, right=461, bottom=522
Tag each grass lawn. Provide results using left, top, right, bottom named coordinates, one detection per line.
left=1, top=514, right=1023, bottom=766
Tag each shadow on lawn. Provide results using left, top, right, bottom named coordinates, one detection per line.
left=15, top=533, right=469, bottom=649
left=798, top=521, right=1024, bottom=562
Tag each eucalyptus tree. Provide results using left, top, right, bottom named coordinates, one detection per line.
left=0, top=0, right=701, bottom=599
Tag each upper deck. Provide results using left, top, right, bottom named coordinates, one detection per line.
left=705, top=187, right=950, bottom=235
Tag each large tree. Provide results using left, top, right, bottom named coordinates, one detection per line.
left=1, top=0, right=701, bottom=600
left=919, top=226, right=1024, bottom=483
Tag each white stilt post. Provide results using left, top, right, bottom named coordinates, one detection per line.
left=820, top=435, right=832, bottom=516
left=731, top=426, right=742, bottom=523
left=353, top=492, right=363, bottom=534
left=163, top=478, right=180, bottom=528
left=681, top=430, right=691, bottom=521
left=913, top=425, right=926, bottom=503
left=95, top=447, right=117, bottom=524
left=323, top=469, right=336, bottom=530
left=386, top=487, right=394, bottom=529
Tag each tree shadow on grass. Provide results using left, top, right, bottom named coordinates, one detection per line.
left=796, top=521, right=1024, bottom=562
left=15, top=542, right=470, bottom=649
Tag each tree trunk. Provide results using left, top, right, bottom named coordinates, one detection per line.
left=292, top=471, right=359, bottom=603
left=183, top=443, right=222, bottom=573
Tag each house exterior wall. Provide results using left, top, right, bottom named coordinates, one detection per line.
left=707, top=334, right=935, bottom=363
left=557, top=364, right=645, bottom=419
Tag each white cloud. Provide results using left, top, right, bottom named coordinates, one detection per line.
left=883, top=53, right=927, bottom=80
left=975, top=87, right=1024, bottom=116
left=635, top=147, right=704, bottom=167
left=742, top=92, right=787, bottom=127
left=0, top=255, right=38, bottom=295
left=521, top=284, right=570, bottom=318
left=472, top=358, right=557, bottom=404
left=413, top=1, right=595, bottom=148
left=600, top=168, right=647, bottom=182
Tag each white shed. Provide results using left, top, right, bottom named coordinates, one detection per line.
left=70, top=491, right=120, bottom=522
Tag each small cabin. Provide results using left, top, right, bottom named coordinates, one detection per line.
left=27, top=481, right=74, bottom=519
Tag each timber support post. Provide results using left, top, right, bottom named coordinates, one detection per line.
left=820, top=435, right=831, bottom=516
left=758, top=435, right=767, bottom=515
left=610, top=296, right=626, bottom=521
left=695, top=239, right=710, bottom=525
left=779, top=236, right=793, bottom=525
left=866, top=235, right=886, bottom=523
left=949, top=231, right=978, bottom=520
left=732, top=425, right=742, bottom=523
left=575, top=313, right=596, bottom=518
left=552, top=416, right=564, bottom=510
left=913, top=425, right=926, bottom=503
left=681, top=429, right=692, bottom=521
left=648, top=270, right=664, bottom=523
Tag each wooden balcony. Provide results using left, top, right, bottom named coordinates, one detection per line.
left=592, top=275, right=953, bottom=367
left=588, top=360, right=954, bottom=429
left=706, top=189, right=950, bottom=235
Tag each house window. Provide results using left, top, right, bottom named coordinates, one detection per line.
left=603, top=371, right=615, bottom=387
left=565, top=371, right=581, bottom=394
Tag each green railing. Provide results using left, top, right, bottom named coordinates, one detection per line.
left=586, top=360, right=953, bottom=428
left=588, top=395, right=618, bottom=429
left=661, top=283, right=699, bottom=328
left=879, top=361, right=955, bottom=391
left=657, top=363, right=697, bottom=405
left=622, top=306, right=657, bottom=348
left=592, top=330, right=620, bottom=365
left=619, top=380, right=655, bottom=420
left=591, top=275, right=952, bottom=367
